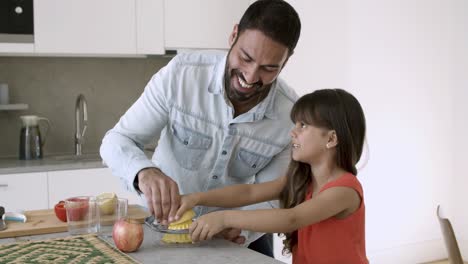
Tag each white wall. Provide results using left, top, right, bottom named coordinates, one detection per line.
left=452, top=0, right=468, bottom=260
left=345, top=2, right=453, bottom=262
left=274, top=1, right=464, bottom=263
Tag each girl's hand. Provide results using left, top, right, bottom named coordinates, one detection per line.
left=189, top=211, right=226, bottom=242
left=174, top=194, right=199, bottom=222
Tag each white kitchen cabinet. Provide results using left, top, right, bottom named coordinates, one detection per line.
left=164, top=0, right=251, bottom=50
left=47, top=168, right=141, bottom=208
left=33, top=0, right=137, bottom=55
left=4, top=0, right=243, bottom=55
left=0, top=172, right=48, bottom=212
left=136, top=0, right=165, bottom=55
left=0, top=43, right=34, bottom=54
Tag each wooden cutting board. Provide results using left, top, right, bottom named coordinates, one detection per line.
left=0, top=204, right=150, bottom=238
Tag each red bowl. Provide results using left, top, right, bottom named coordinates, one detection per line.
left=54, top=201, right=67, bottom=222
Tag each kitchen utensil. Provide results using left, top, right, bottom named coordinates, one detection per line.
left=2, top=212, right=27, bottom=222
left=145, top=215, right=189, bottom=234
left=145, top=215, right=192, bottom=234
left=19, top=115, right=50, bottom=160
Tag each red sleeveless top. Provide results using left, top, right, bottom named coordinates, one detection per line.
left=292, top=173, right=368, bottom=264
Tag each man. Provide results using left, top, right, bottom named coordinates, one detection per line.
left=100, top=0, right=301, bottom=257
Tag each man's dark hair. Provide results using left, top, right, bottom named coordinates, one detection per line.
left=238, top=0, right=301, bottom=55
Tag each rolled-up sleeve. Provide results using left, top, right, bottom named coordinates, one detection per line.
left=100, top=59, right=176, bottom=191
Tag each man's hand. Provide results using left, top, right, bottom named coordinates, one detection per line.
left=137, top=168, right=180, bottom=225
left=217, top=228, right=246, bottom=245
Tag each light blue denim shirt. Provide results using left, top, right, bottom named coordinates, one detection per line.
left=100, top=50, right=298, bottom=243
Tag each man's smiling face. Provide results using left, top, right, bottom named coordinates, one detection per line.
left=225, top=27, right=289, bottom=106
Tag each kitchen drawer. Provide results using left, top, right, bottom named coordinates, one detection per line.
left=0, top=172, right=48, bottom=212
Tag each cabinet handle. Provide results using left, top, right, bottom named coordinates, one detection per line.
left=0, top=184, right=8, bottom=187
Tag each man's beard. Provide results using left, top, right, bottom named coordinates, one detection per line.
left=224, top=68, right=265, bottom=102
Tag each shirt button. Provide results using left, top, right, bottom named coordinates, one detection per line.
left=221, top=150, right=227, bottom=155
left=212, top=175, right=218, bottom=179
left=183, top=140, right=188, bottom=145
left=252, top=164, right=257, bottom=168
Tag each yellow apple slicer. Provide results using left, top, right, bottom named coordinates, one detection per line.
left=145, top=209, right=195, bottom=234
left=145, top=210, right=195, bottom=244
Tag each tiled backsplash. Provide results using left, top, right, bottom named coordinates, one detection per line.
left=0, top=56, right=171, bottom=158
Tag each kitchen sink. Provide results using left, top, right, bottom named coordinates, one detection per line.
left=49, top=153, right=101, bottom=162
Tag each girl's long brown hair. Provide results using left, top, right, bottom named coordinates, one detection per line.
left=279, top=89, right=366, bottom=254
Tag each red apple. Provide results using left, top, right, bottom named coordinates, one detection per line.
left=112, top=218, right=144, bottom=252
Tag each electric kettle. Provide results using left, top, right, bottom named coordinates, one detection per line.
left=19, top=115, right=50, bottom=160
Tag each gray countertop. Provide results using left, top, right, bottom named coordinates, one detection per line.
left=0, top=153, right=105, bottom=175
left=0, top=151, right=157, bottom=175
left=0, top=225, right=283, bottom=264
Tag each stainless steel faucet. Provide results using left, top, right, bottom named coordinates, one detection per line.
left=75, top=94, right=88, bottom=155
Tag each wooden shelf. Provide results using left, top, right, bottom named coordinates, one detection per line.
left=0, top=104, right=29, bottom=111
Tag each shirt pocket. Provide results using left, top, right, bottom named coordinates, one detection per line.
left=229, top=148, right=273, bottom=180
left=170, top=123, right=212, bottom=170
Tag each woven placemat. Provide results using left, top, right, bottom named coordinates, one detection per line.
left=0, top=234, right=140, bottom=264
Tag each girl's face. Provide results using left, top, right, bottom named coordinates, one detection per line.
left=290, top=121, right=331, bottom=164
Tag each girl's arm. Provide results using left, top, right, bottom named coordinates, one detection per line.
left=175, top=175, right=287, bottom=219
left=190, top=186, right=361, bottom=241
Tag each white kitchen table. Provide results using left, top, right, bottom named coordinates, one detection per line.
left=0, top=225, right=283, bottom=264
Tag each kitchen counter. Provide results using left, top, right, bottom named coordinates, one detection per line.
left=0, top=153, right=105, bottom=175
left=0, top=225, right=283, bottom=264
left=0, top=151, right=156, bottom=175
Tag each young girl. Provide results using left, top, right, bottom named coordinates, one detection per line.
left=176, top=89, right=368, bottom=264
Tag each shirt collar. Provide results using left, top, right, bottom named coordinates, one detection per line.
left=250, top=83, right=279, bottom=121
left=208, top=54, right=227, bottom=95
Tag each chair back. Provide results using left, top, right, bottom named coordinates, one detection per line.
left=437, top=205, right=464, bottom=264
